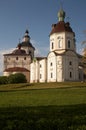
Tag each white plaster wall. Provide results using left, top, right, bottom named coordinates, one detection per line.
left=63, top=51, right=79, bottom=81
left=47, top=52, right=56, bottom=82
left=39, top=59, right=47, bottom=82
left=4, top=55, right=31, bottom=71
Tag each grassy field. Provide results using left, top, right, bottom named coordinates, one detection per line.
left=0, top=82, right=86, bottom=129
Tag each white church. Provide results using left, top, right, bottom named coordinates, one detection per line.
left=3, top=8, right=83, bottom=82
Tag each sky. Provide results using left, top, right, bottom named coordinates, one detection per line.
left=0, top=0, right=86, bottom=74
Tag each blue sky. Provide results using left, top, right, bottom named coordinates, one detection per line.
left=0, top=0, right=86, bottom=73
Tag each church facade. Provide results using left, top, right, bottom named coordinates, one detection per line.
left=3, top=9, right=83, bottom=82
left=3, top=30, right=35, bottom=82
left=30, top=9, right=83, bottom=83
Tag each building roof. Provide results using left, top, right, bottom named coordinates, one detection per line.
left=4, top=67, right=30, bottom=72
left=50, top=21, right=75, bottom=35
left=20, top=41, right=35, bottom=50
left=4, top=48, right=30, bottom=56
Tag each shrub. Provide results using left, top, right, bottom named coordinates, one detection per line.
left=8, top=73, right=27, bottom=84
left=0, top=76, right=8, bottom=85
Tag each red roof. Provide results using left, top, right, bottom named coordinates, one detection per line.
left=4, top=67, right=30, bottom=72
left=50, top=21, right=75, bottom=35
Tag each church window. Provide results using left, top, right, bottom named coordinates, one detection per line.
left=70, top=72, right=72, bottom=78
left=69, top=61, right=72, bottom=65
left=40, top=64, right=42, bottom=68
left=16, top=57, right=18, bottom=60
left=51, top=73, right=53, bottom=78
left=58, top=40, right=62, bottom=48
left=40, top=74, right=42, bottom=79
left=68, top=40, right=71, bottom=48
left=24, top=57, right=26, bottom=60
left=50, top=62, right=53, bottom=66
left=52, top=42, right=54, bottom=49
left=29, top=51, right=31, bottom=55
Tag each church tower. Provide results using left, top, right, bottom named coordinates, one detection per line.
left=47, top=8, right=79, bottom=82
left=19, top=30, right=35, bottom=59
left=49, top=8, right=76, bottom=54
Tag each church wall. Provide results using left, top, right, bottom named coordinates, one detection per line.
left=56, top=56, right=63, bottom=82
left=4, top=55, right=31, bottom=71
left=39, top=59, right=47, bottom=82
left=30, top=60, right=39, bottom=83
left=47, top=52, right=56, bottom=82
left=50, top=33, right=66, bottom=53
left=65, top=32, right=76, bottom=51
left=63, top=52, right=79, bottom=81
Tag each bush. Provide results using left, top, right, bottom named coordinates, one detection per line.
left=0, top=76, right=8, bottom=85
left=8, top=73, right=27, bottom=84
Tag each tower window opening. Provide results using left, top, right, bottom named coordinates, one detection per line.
left=40, top=74, right=42, bottom=79
left=52, top=42, right=54, bottom=49
left=24, top=57, right=26, bottom=60
left=68, top=40, right=71, bottom=48
left=69, top=61, right=72, bottom=65
left=51, top=72, right=53, bottom=78
left=70, top=72, right=72, bottom=78
left=50, top=62, right=53, bottom=66
left=40, top=64, right=42, bottom=68
left=58, top=40, right=62, bottom=48
left=16, top=57, right=18, bottom=60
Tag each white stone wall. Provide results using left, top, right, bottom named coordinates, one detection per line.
left=39, top=59, right=47, bottom=82
left=4, top=55, right=31, bottom=71
left=63, top=51, right=79, bottom=81
left=47, top=52, right=57, bottom=82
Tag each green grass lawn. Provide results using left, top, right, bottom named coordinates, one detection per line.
left=0, top=82, right=86, bottom=129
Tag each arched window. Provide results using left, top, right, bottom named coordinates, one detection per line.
left=69, top=61, right=72, bottom=65
left=58, top=40, right=62, bottom=48
left=51, top=42, right=54, bottom=49
left=68, top=40, right=71, bottom=48
left=50, top=62, right=53, bottom=66
left=70, top=71, right=72, bottom=78
left=51, top=73, right=53, bottom=78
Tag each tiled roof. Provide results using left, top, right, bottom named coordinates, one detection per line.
left=4, top=67, right=30, bottom=72
left=50, top=21, right=75, bottom=35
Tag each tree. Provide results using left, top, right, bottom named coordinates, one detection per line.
left=8, top=73, right=27, bottom=84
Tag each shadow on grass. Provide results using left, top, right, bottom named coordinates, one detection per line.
left=0, top=104, right=86, bottom=130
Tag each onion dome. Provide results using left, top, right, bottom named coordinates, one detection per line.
left=50, top=9, right=75, bottom=36
left=58, top=9, right=65, bottom=22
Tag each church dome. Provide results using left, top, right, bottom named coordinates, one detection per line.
left=20, top=30, right=35, bottom=50
left=58, top=9, right=65, bottom=22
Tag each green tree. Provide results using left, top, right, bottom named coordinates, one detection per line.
left=8, top=73, right=27, bottom=84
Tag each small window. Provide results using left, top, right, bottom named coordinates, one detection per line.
left=24, top=57, right=26, bottom=60
left=52, top=42, right=54, bottom=49
left=16, top=57, right=18, bottom=60
left=50, top=62, right=53, bottom=66
left=69, top=61, right=72, bottom=65
left=40, top=64, right=42, bottom=68
left=58, top=40, right=62, bottom=48
left=68, top=40, right=70, bottom=48
left=51, top=73, right=53, bottom=78
left=40, top=74, right=42, bottom=79
left=70, top=72, right=72, bottom=78
left=29, top=51, right=31, bottom=55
